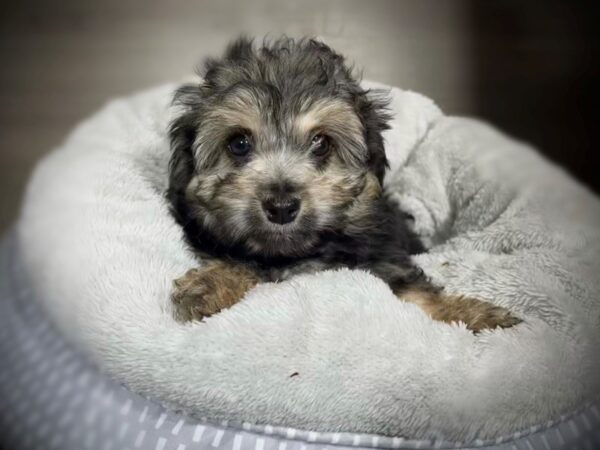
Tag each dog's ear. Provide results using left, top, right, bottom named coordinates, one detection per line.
left=355, top=89, right=392, bottom=184
left=167, top=84, right=201, bottom=224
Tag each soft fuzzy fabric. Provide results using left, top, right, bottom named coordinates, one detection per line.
left=17, top=81, right=600, bottom=442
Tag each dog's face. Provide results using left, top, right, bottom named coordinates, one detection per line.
left=169, top=38, right=390, bottom=258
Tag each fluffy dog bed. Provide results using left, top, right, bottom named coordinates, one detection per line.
left=10, top=80, right=600, bottom=448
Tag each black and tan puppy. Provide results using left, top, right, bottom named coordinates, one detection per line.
left=167, top=37, right=520, bottom=332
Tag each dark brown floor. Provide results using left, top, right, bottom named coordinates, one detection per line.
left=0, top=1, right=597, bottom=232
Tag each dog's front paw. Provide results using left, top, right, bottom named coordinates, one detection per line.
left=457, top=298, right=522, bottom=333
left=398, top=287, right=521, bottom=333
left=171, top=268, right=221, bottom=322
left=171, top=263, right=260, bottom=322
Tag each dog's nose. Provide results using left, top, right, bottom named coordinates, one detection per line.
left=262, top=198, right=301, bottom=225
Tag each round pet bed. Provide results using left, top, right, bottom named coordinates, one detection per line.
left=3, top=81, right=600, bottom=449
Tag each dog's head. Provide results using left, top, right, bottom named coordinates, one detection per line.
left=169, top=37, right=390, bottom=258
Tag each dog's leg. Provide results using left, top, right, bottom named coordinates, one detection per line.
left=394, top=285, right=521, bottom=332
left=368, top=262, right=520, bottom=332
left=171, top=262, right=261, bottom=322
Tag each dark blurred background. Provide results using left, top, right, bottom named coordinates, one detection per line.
left=0, top=0, right=598, bottom=233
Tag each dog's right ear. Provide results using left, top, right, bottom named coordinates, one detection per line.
left=167, top=84, right=202, bottom=224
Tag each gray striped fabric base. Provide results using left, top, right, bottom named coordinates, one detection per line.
left=1, top=232, right=599, bottom=450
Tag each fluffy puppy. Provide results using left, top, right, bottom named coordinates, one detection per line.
left=167, top=37, right=520, bottom=332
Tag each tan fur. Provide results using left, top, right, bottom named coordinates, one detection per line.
left=343, top=172, right=382, bottom=227
left=295, top=99, right=363, bottom=140
left=206, top=103, right=262, bottom=133
left=396, top=287, right=521, bottom=333
left=294, top=99, right=367, bottom=165
left=171, top=262, right=260, bottom=322
left=307, top=164, right=367, bottom=219
left=361, top=172, right=383, bottom=200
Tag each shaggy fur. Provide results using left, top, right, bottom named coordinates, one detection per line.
left=167, top=37, right=519, bottom=332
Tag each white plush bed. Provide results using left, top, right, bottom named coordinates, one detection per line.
left=5, top=80, right=600, bottom=449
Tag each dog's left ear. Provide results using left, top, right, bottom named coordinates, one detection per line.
left=167, top=83, right=203, bottom=225
left=355, top=90, right=391, bottom=184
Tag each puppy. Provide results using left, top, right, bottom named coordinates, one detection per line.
left=167, top=37, right=520, bottom=332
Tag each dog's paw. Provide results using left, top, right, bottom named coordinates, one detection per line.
left=398, top=287, right=521, bottom=333
left=171, top=268, right=221, bottom=322
left=171, top=263, right=260, bottom=323
left=460, top=299, right=522, bottom=333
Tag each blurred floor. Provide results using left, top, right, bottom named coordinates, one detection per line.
left=0, top=0, right=597, bottom=233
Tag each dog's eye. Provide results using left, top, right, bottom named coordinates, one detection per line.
left=310, top=134, right=331, bottom=158
left=228, top=134, right=252, bottom=157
